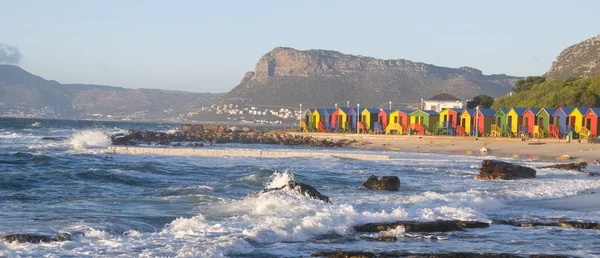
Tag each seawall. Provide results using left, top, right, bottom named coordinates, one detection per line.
left=105, top=146, right=390, bottom=161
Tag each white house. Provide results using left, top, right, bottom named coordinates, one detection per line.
left=422, top=93, right=465, bottom=112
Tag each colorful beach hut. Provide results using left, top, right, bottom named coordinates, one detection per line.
left=536, top=108, right=557, bottom=138
left=568, top=107, right=589, bottom=135
left=311, top=109, right=322, bottom=131
left=339, top=108, right=358, bottom=130
left=458, top=109, right=477, bottom=135
left=491, top=108, right=510, bottom=137
left=522, top=108, right=541, bottom=136
left=318, top=108, right=336, bottom=131
left=583, top=108, right=600, bottom=137
left=409, top=110, right=439, bottom=134
left=330, top=108, right=346, bottom=131
left=473, top=109, right=495, bottom=136
left=506, top=108, right=528, bottom=136
left=377, top=109, right=392, bottom=130
left=361, top=108, right=381, bottom=131
left=552, top=107, right=574, bottom=135
left=439, top=108, right=462, bottom=129
left=304, top=109, right=315, bottom=131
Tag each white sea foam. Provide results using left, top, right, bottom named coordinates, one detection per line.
left=70, top=130, right=111, bottom=150
left=266, top=170, right=294, bottom=188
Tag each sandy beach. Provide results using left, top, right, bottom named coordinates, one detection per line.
left=290, top=132, right=600, bottom=163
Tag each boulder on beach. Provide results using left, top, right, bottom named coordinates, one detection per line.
left=248, top=180, right=330, bottom=203
left=556, top=155, right=572, bottom=160
left=360, top=175, right=400, bottom=191
left=476, top=160, right=536, bottom=180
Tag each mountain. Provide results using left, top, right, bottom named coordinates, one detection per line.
left=220, top=47, right=520, bottom=108
left=546, top=34, right=600, bottom=81
left=0, top=65, right=222, bottom=120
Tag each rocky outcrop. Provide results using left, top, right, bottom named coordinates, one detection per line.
left=546, top=34, right=600, bottom=81
left=0, top=233, right=72, bottom=243
left=110, top=126, right=357, bottom=148
left=311, top=251, right=535, bottom=258
left=353, top=220, right=488, bottom=233
left=492, top=220, right=600, bottom=230
left=360, top=175, right=400, bottom=191
left=221, top=47, right=519, bottom=107
left=586, top=172, right=600, bottom=176
left=248, top=180, right=330, bottom=203
left=540, top=162, right=587, bottom=171
left=476, top=160, right=536, bottom=180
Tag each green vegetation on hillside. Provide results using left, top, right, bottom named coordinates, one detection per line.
left=467, top=95, right=494, bottom=109
left=491, top=75, right=600, bottom=109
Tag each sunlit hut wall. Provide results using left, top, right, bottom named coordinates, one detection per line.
left=409, top=109, right=439, bottom=133
left=361, top=108, right=381, bottom=131
left=459, top=109, right=476, bottom=135
left=473, top=108, right=495, bottom=136
left=506, top=108, right=527, bottom=136
left=536, top=108, right=557, bottom=137
left=439, top=108, right=462, bottom=129
left=523, top=108, right=541, bottom=136
left=552, top=107, right=574, bottom=135
left=583, top=108, right=600, bottom=137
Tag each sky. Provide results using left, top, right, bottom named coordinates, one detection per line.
left=1, top=0, right=599, bottom=93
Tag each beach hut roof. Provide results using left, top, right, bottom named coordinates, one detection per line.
left=399, top=109, right=413, bottom=114
left=323, top=108, right=337, bottom=114
left=527, top=108, right=541, bottom=115
left=463, top=109, right=477, bottom=116
left=365, top=108, right=381, bottom=113
left=478, top=109, right=496, bottom=117
left=586, top=108, right=600, bottom=116
left=538, top=108, right=557, bottom=116
left=427, top=93, right=461, bottom=101
left=559, top=107, right=575, bottom=115
left=575, top=107, right=591, bottom=114
left=511, top=108, right=528, bottom=116
left=339, top=107, right=351, bottom=114
left=417, top=110, right=439, bottom=115
left=379, top=109, right=393, bottom=114
left=448, top=108, right=464, bottom=113
left=495, top=108, right=509, bottom=116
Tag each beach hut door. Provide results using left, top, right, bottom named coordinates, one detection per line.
left=496, top=117, right=501, bottom=126
left=586, top=118, right=592, bottom=130
left=461, top=118, right=466, bottom=127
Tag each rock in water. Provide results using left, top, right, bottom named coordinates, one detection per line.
left=0, top=233, right=71, bottom=243
left=360, top=175, right=400, bottom=191
left=540, top=162, right=587, bottom=171
left=354, top=220, right=467, bottom=233
left=248, top=181, right=330, bottom=203
left=476, top=160, right=536, bottom=180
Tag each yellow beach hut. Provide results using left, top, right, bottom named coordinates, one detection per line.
left=361, top=108, right=381, bottom=131
left=312, top=109, right=322, bottom=132
left=568, top=107, right=590, bottom=138
left=506, top=108, right=528, bottom=136
left=459, top=109, right=476, bottom=135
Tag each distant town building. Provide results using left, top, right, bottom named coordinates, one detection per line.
left=422, top=93, right=465, bottom=112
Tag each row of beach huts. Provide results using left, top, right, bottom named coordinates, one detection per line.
left=300, top=107, right=600, bottom=139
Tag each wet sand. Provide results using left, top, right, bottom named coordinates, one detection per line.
left=290, top=132, right=600, bottom=162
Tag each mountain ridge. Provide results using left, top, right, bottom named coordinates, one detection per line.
left=546, top=34, right=600, bottom=81
left=221, top=47, right=520, bottom=108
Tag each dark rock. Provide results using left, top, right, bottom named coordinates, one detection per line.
left=1, top=233, right=71, bottom=243
left=476, top=160, right=536, bottom=180
left=360, top=175, right=400, bottom=191
left=375, top=236, right=397, bottom=242
left=586, top=172, right=600, bottom=176
left=249, top=181, right=330, bottom=203
left=41, top=136, right=67, bottom=141
left=312, top=251, right=525, bottom=258
left=540, top=162, right=587, bottom=171
left=354, top=220, right=464, bottom=233
left=454, top=220, right=490, bottom=228
left=312, top=251, right=376, bottom=258
left=558, top=221, right=600, bottom=229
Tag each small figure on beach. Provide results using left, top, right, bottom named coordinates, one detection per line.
left=593, top=159, right=599, bottom=166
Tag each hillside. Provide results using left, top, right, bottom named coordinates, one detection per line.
left=546, top=34, right=600, bottom=81
left=0, top=65, right=222, bottom=120
left=220, top=47, right=520, bottom=108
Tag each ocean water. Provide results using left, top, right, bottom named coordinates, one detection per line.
left=1, top=117, right=599, bottom=257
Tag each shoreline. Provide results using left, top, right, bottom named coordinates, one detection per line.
left=289, top=132, right=600, bottom=163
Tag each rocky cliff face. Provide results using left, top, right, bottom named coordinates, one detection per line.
left=546, top=34, right=600, bottom=81
left=222, top=47, right=520, bottom=108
